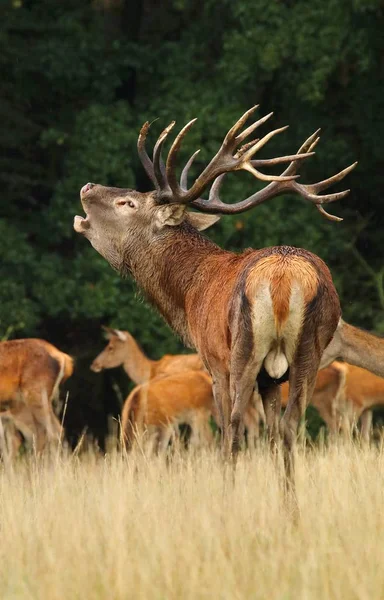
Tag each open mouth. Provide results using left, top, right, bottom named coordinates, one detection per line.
left=74, top=182, right=95, bottom=233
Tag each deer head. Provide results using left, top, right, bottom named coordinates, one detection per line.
left=90, top=327, right=129, bottom=372
left=74, top=105, right=357, bottom=273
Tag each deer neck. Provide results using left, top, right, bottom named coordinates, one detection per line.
left=125, top=224, right=228, bottom=346
left=341, top=321, right=384, bottom=378
left=121, top=335, right=154, bottom=385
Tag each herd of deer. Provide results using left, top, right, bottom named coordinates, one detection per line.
left=1, top=106, right=383, bottom=486
left=1, top=326, right=384, bottom=460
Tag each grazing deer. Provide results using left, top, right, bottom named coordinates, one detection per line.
left=0, top=339, right=73, bottom=452
left=91, top=326, right=203, bottom=382
left=74, top=105, right=356, bottom=481
left=121, top=370, right=214, bottom=452
left=321, top=319, right=384, bottom=378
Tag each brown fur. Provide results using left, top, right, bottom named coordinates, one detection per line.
left=121, top=370, right=214, bottom=452
left=321, top=319, right=384, bottom=378
left=0, top=339, right=73, bottom=452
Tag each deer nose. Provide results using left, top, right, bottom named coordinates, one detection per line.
left=90, top=361, right=102, bottom=373
left=81, top=182, right=95, bottom=196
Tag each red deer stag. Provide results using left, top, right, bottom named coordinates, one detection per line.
left=121, top=370, right=214, bottom=452
left=91, top=327, right=203, bottom=382
left=74, top=105, right=356, bottom=480
left=0, top=339, right=73, bottom=451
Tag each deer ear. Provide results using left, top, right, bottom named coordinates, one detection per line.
left=155, top=204, right=187, bottom=228
left=113, top=329, right=127, bottom=342
left=187, top=212, right=221, bottom=231
left=102, top=325, right=114, bottom=339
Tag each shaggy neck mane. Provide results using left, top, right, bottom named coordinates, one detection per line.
left=125, top=222, right=229, bottom=344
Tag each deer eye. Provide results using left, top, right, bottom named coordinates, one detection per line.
left=116, top=199, right=136, bottom=208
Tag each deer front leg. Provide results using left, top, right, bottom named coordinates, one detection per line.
left=360, top=409, right=372, bottom=445
left=280, top=361, right=319, bottom=494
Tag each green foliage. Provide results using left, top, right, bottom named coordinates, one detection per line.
left=1, top=0, right=383, bottom=351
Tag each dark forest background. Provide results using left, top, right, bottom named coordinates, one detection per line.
left=1, top=0, right=383, bottom=445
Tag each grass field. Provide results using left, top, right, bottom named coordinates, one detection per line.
left=0, top=441, right=383, bottom=599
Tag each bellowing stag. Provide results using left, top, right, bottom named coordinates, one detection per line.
left=74, top=106, right=356, bottom=481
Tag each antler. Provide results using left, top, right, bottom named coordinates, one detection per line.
left=137, top=106, right=357, bottom=220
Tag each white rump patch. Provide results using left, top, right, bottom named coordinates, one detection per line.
left=250, top=281, right=305, bottom=378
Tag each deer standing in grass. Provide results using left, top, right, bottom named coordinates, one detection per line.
left=0, top=339, right=73, bottom=452
left=121, top=370, right=214, bottom=452
left=91, top=327, right=214, bottom=447
left=74, top=105, right=356, bottom=482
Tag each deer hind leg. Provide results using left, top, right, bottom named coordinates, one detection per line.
left=189, top=410, right=213, bottom=448
left=210, top=370, right=231, bottom=458
left=230, top=357, right=264, bottom=459
left=360, top=409, right=373, bottom=445
left=260, top=383, right=282, bottom=451
left=243, top=391, right=265, bottom=449
left=153, top=424, right=174, bottom=455
left=30, top=401, right=63, bottom=452
left=280, top=362, right=319, bottom=494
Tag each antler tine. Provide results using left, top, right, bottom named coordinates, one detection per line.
left=317, top=204, right=343, bottom=222
left=180, top=150, right=200, bottom=190
left=250, top=151, right=315, bottom=168
left=223, top=105, right=260, bottom=145
left=208, top=173, right=225, bottom=200
left=235, top=112, right=273, bottom=144
left=153, top=122, right=175, bottom=190
left=165, top=119, right=198, bottom=201
left=137, top=122, right=157, bottom=187
left=310, top=162, right=358, bottom=193
left=281, top=130, right=321, bottom=177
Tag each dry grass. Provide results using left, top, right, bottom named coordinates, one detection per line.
left=0, top=441, right=384, bottom=599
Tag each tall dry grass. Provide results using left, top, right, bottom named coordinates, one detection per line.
left=0, top=441, right=383, bottom=599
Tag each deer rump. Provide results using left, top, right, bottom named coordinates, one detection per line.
left=234, top=250, right=321, bottom=388
left=0, top=339, right=74, bottom=448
